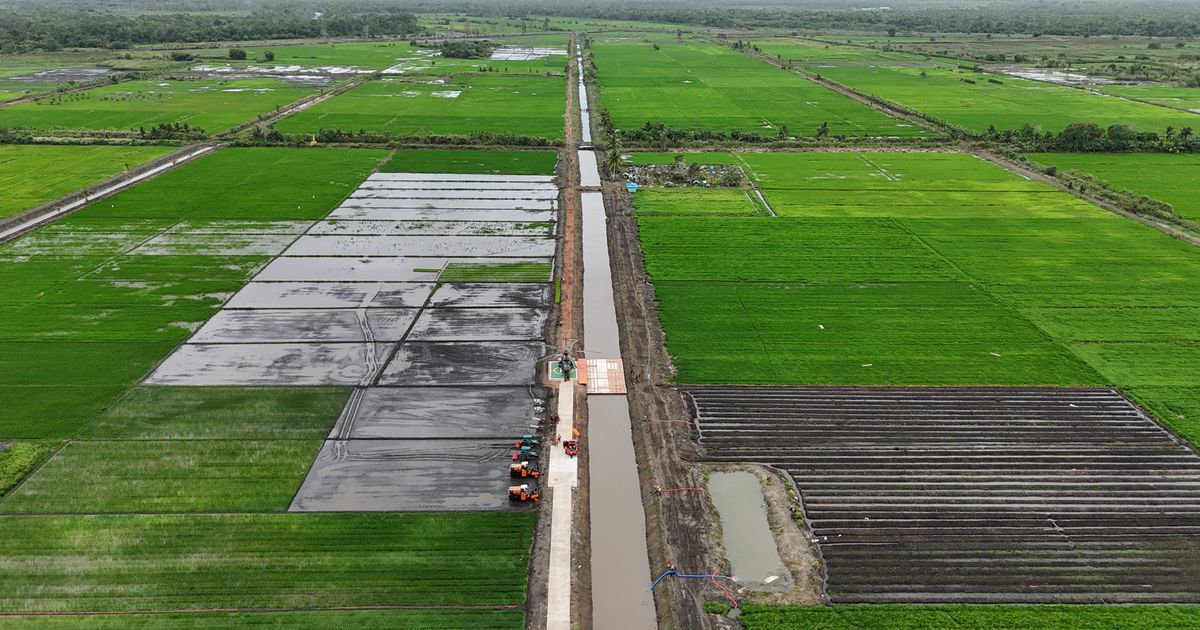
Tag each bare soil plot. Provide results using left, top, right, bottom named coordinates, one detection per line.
left=224, top=281, right=434, bottom=309
left=429, top=282, right=550, bottom=308
left=190, top=308, right=419, bottom=343
left=379, top=341, right=544, bottom=386
left=407, top=307, right=548, bottom=341
left=252, top=256, right=443, bottom=282
left=691, top=386, right=1200, bottom=603
left=283, top=234, right=555, bottom=257
left=290, top=439, right=531, bottom=512
left=146, top=342, right=396, bottom=386
left=329, top=387, right=540, bottom=440
left=309, top=219, right=553, bottom=237
left=128, top=232, right=299, bottom=256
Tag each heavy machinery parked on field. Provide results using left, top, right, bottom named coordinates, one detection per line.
left=510, top=461, right=541, bottom=479
left=509, top=484, right=541, bottom=502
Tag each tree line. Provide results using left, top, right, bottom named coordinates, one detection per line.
left=0, top=8, right=419, bottom=52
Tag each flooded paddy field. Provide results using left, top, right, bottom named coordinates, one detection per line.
left=188, top=39, right=566, bottom=76
left=144, top=165, right=559, bottom=511
left=691, top=387, right=1200, bottom=603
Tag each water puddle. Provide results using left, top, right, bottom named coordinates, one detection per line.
left=708, top=471, right=793, bottom=591
left=987, top=65, right=1119, bottom=86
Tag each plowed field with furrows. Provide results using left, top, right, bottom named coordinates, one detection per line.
left=688, top=387, right=1200, bottom=603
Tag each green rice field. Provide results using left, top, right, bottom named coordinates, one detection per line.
left=590, top=36, right=924, bottom=138
left=626, top=151, right=740, bottom=165
left=382, top=148, right=558, bottom=174
left=0, top=78, right=318, bottom=133
left=4, top=609, right=524, bottom=629
left=275, top=75, right=565, bottom=138
left=1027, top=152, right=1200, bottom=220
left=1097, top=83, right=1200, bottom=113
left=637, top=151, right=1200, bottom=442
left=0, top=512, right=533, bottom=611
left=0, top=438, right=320, bottom=512
left=756, top=38, right=1200, bottom=133
left=633, top=187, right=767, bottom=216
left=0, top=145, right=173, bottom=220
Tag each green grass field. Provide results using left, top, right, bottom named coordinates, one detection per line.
left=757, top=38, right=1200, bottom=133
left=590, top=36, right=924, bottom=138
left=638, top=152, right=1200, bottom=443
left=632, top=187, right=766, bottom=216
left=0, top=145, right=173, bottom=220
left=80, top=387, right=350, bottom=439
left=84, top=147, right=387, bottom=220
left=0, top=441, right=56, bottom=495
left=737, top=603, right=1200, bottom=629
left=5, top=609, right=525, bottom=629
left=1097, top=83, right=1200, bottom=113
left=275, top=75, right=565, bottom=138
left=0, top=439, right=320, bottom=512
left=0, top=78, right=317, bottom=133
left=440, top=261, right=553, bottom=282
left=0, top=512, right=533, bottom=611
left=1027, top=152, right=1200, bottom=220
left=382, top=149, right=558, bottom=174
left=626, top=151, right=740, bottom=165
left=4, top=607, right=523, bottom=624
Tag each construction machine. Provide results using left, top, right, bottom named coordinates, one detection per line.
left=514, top=434, right=540, bottom=449
left=510, top=461, right=541, bottom=479
left=563, top=440, right=579, bottom=457
left=511, top=444, right=539, bottom=460
left=508, top=484, right=540, bottom=502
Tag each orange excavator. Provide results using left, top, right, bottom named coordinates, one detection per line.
left=509, top=484, right=540, bottom=502
left=510, top=461, right=541, bottom=479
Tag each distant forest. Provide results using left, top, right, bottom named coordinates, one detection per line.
left=0, top=8, right=419, bottom=52
left=0, top=0, right=1198, bottom=52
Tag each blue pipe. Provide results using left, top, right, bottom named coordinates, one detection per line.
left=648, top=567, right=736, bottom=591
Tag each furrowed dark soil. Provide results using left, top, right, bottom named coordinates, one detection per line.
left=690, top=386, right=1200, bottom=604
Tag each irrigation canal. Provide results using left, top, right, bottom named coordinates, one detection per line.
left=576, top=42, right=658, bottom=630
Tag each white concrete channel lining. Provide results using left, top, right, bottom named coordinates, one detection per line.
left=574, top=42, right=658, bottom=630
left=144, top=170, right=558, bottom=512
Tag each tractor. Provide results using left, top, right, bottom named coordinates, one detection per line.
left=510, top=461, right=541, bottom=479
left=508, top=484, right=540, bottom=502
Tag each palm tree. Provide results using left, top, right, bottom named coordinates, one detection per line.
left=602, top=149, right=624, bottom=178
